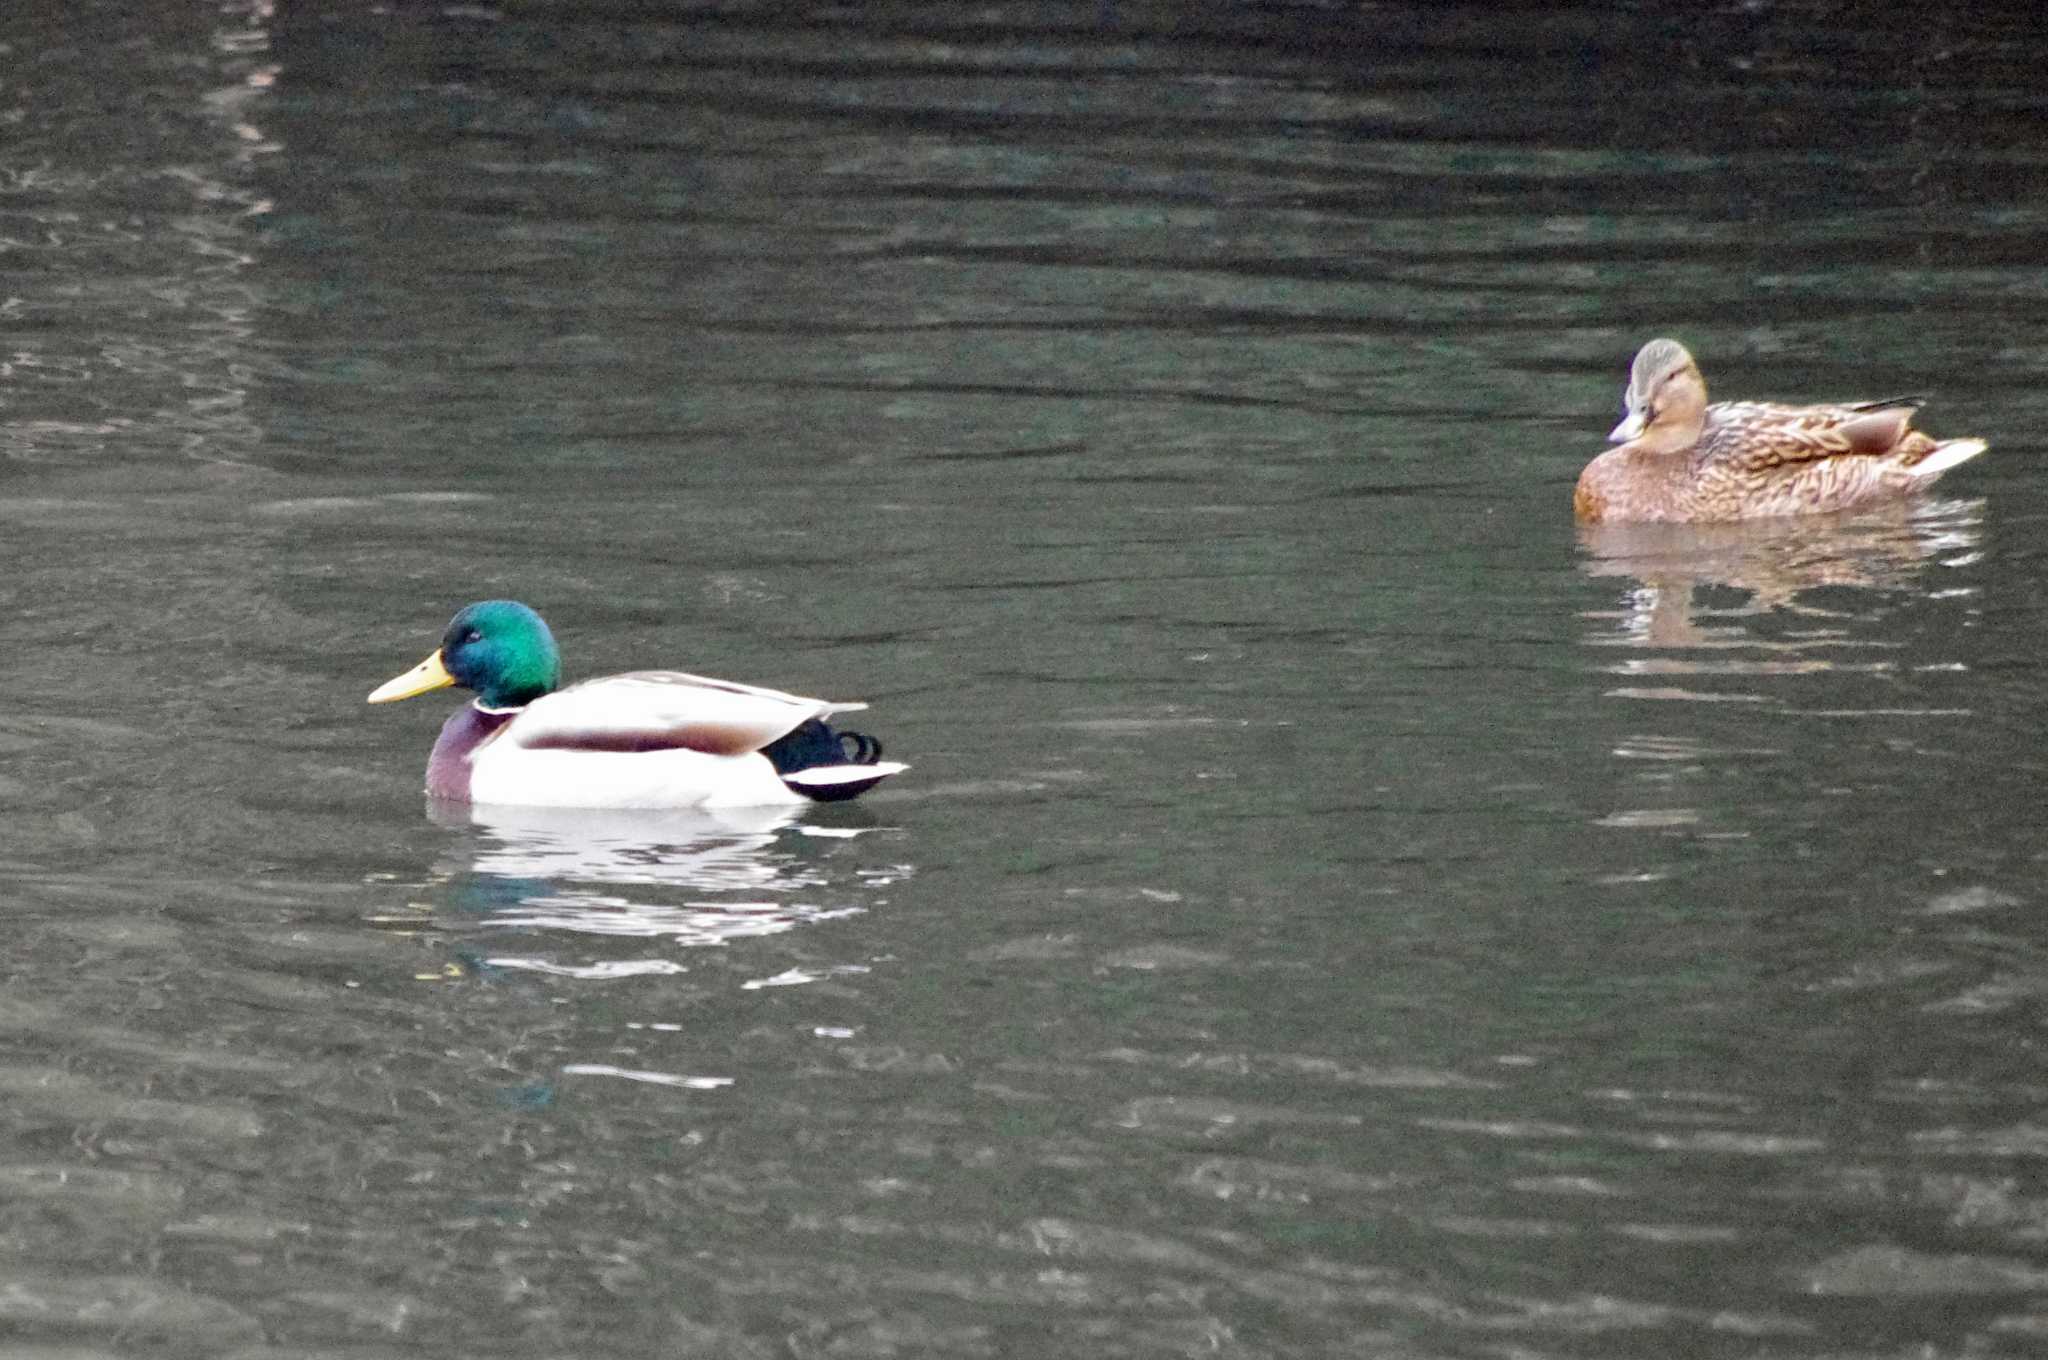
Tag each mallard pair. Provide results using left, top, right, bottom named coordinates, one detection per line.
left=370, top=601, right=905, bottom=809
left=371, top=343, right=1988, bottom=807
left=1575, top=339, right=1987, bottom=523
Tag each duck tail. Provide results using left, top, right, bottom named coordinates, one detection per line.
left=763, top=718, right=907, bottom=803
left=1909, top=437, right=1988, bottom=479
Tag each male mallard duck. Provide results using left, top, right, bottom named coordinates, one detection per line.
left=368, top=600, right=906, bottom=808
left=1574, top=339, right=1986, bottom=523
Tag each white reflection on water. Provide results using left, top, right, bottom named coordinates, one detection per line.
left=414, top=802, right=894, bottom=966
left=559, top=1064, right=734, bottom=1090
left=431, top=800, right=810, bottom=894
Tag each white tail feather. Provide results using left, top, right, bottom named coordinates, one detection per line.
left=1911, top=438, right=1988, bottom=478
left=782, top=762, right=908, bottom=788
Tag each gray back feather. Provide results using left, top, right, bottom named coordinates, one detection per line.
left=1626, top=338, right=1694, bottom=409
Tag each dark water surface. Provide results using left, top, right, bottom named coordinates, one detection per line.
left=4, top=2, right=2048, bottom=1355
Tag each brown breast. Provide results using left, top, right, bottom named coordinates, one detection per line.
left=1572, top=471, right=1607, bottom=522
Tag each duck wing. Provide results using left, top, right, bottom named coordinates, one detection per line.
left=1708, top=400, right=1924, bottom=470
left=506, top=671, right=866, bottom=757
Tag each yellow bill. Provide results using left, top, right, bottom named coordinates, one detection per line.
left=368, top=649, right=456, bottom=703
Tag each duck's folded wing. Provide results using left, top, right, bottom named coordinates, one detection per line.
left=1714, top=401, right=1921, bottom=471
left=508, top=671, right=865, bottom=756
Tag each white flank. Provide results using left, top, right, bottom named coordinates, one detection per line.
left=470, top=745, right=806, bottom=808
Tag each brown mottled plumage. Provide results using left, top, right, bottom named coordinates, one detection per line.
left=1574, top=340, right=1987, bottom=523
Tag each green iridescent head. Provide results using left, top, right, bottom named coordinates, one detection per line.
left=368, top=599, right=563, bottom=710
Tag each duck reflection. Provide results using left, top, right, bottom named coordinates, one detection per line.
left=417, top=801, right=895, bottom=975
left=1573, top=498, right=1982, bottom=855
left=1578, top=497, right=1982, bottom=656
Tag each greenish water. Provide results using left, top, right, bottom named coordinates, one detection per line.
left=1, top=3, right=2045, bottom=1355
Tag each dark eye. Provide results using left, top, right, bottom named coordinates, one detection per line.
left=463, top=629, right=483, bottom=644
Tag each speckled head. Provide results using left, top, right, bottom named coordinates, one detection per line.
left=1609, top=338, right=1707, bottom=448
left=368, top=599, right=563, bottom=711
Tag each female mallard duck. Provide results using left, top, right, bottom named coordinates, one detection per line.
left=368, top=601, right=906, bottom=808
left=1574, top=339, right=1987, bottom=523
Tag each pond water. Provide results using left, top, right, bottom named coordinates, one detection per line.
left=3, top=3, right=2047, bottom=1356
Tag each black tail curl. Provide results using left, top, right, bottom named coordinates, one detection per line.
left=837, top=729, right=884, bottom=765
left=763, top=718, right=884, bottom=776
